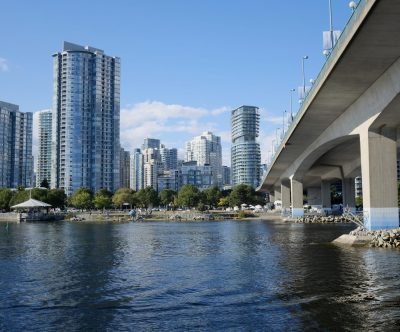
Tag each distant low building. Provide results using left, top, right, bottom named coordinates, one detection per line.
left=180, top=161, right=212, bottom=190
left=222, top=166, right=231, bottom=186
left=157, top=170, right=180, bottom=192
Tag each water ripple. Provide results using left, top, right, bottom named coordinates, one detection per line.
left=0, top=220, right=399, bottom=330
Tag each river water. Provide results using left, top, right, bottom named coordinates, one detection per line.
left=0, top=219, right=399, bottom=331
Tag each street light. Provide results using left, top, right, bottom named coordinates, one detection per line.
left=302, top=56, right=309, bottom=99
left=282, top=110, right=287, bottom=136
left=289, top=88, right=295, bottom=121
left=275, top=128, right=280, bottom=147
left=328, top=0, right=334, bottom=50
left=349, top=1, right=357, bottom=12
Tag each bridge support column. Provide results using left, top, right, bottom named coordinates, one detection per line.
left=343, top=178, right=356, bottom=212
left=269, top=192, right=275, bottom=204
left=290, top=178, right=304, bottom=217
left=274, top=187, right=281, bottom=201
left=281, top=181, right=291, bottom=216
left=321, top=180, right=331, bottom=209
left=307, top=187, right=322, bottom=206
left=360, top=128, right=399, bottom=229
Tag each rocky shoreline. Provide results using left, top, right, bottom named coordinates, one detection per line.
left=350, top=227, right=400, bottom=248
left=291, top=215, right=352, bottom=224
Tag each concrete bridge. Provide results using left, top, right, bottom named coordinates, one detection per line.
left=258, top=0, right=400, bottom=230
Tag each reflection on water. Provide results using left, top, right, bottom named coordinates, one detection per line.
left=0, top=220, right=399, bottom=330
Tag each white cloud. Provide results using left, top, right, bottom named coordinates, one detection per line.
left=120, top=101, right=209, bottom=130
left=119, top=100, right=276, bottom=167
left=258, top=130, right=276, bottom=164
left=0, top=58, right=9, bottom=72
left=210, top=106, right=230, bottom=116
left=120, top=101, right=232, bottom=162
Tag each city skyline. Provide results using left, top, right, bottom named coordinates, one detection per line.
left=0, top=1, right=356, bottom=166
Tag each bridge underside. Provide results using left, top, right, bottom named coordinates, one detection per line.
left=259, top=0, right=400, bottom=229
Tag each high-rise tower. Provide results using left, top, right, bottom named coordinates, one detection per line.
left=231, top=106, right=261, bottom=188
left=130, top=148, right=144, bottom=191
left=0, top=101, right=33, bottom=188
left=51, top=42, right=120, bottom=195
left=36, top=110, right=52, bottom=187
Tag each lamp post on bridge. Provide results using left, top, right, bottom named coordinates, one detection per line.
left=302, top=56, right=309, bottom=100
left=282, top=110, right=287, bottom=137
left=275, top=128, right=280, bottom=148
left=289, top=88, right=295, bottom=121
left=328, top=0, right=334, bottom=51
left=349, top=1, right=357, bottom=12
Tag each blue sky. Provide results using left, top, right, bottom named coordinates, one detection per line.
left=0, top=0, right=354, bottom=165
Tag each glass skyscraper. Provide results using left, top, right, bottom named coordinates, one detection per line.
left=130, top=148, right=144, bottom=191
left=231, top=105, right=261, bottom=188
left=51, top=42, right=120, bottom=195
left=36, top=110, right=52, bottom=187
left=0, top=101, right=33, bottom=188
left=160, top=146, right=178, bottom=171
left=142, top=138, right=160, bottom=150
left=120, top=147, right=130, bottom=189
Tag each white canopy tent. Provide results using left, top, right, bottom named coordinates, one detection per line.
left=11, top=198, right=51, bottom=209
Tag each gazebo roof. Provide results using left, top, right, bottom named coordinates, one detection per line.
left=11, top=198, right=51, bottom=209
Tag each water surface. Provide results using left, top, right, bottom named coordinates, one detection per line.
left=0, top=220, right=399, bottom=331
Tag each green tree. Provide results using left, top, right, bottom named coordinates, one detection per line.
left=217, top=197, right=229, bottom=208
left=94, top=188, right=113, bottom=209
left=0, top=188, right=14, bottom=211
left=112, top=188, right=136, bottom=208
left=9, top=189, right=30, bottom=208
left=177, top=184, right=200, bottom=208
left=135, top=187, right=159, bottom=208
left=69, top=188, right=93, bottom=209
left=202, top=187, right=221, bottom=208
left=228, top=184, right=259, bottom=207
left=31, top=188, right=48, bottom=202
left=197, top=202, right=207, bottom=211
left=159, top=189, right=176, bottom=207
left=355, top=196, right=363, bottom=207
left=46, top=189, right=67, bottom=209
left=40, top=178, right=50, bottom=189
left=330, top=181, right=343, bottom=205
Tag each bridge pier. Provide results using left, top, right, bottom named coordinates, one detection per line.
left=290, top=178, right=304, bottom=217
left=274, top=187, right=281, bottom=202
left=307, top=187, right=322, bottom=206
left=268, top=192, right=275, bottom=204
left=343, top=178, right=356, bottom=212
left=281, top=181, right=291, bottom=216
left=360, top=128, right=399, bottom=229
left=321, top=180, right=331, bottom=209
